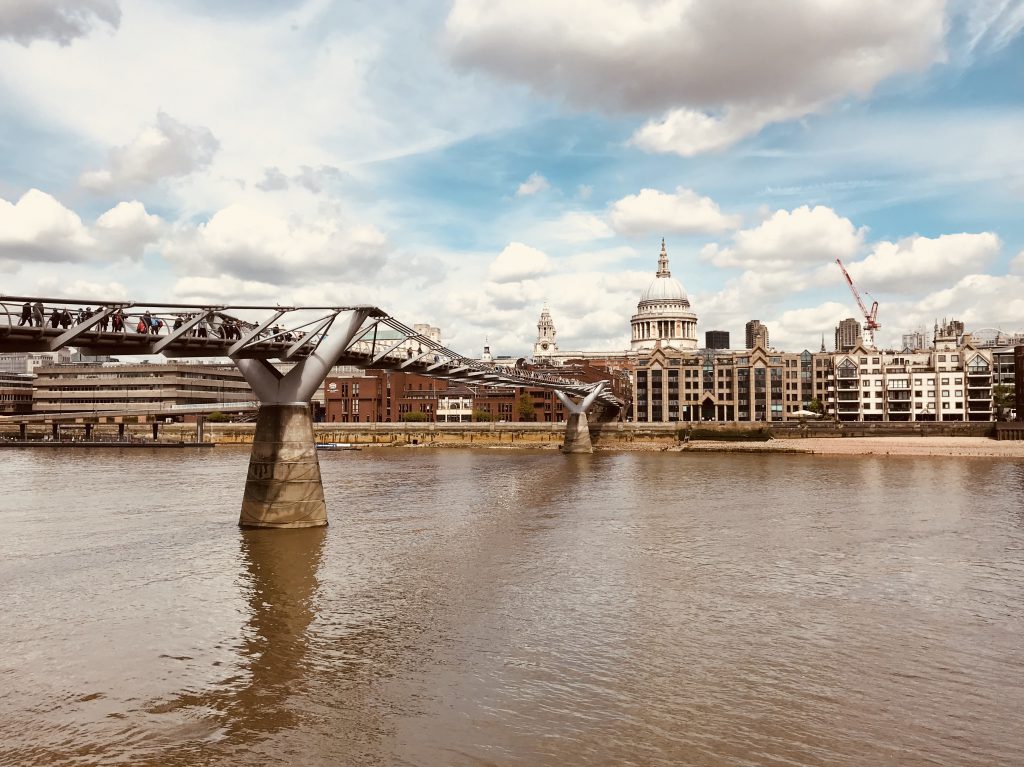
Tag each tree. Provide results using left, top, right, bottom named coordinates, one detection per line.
left=516, top=392, right=535, bottom=421
left=472, top=409, right=494, bottom=422
left=206, top=411, right=230, bottom=422
left=993, top=384, right=1015, bottom=420
left=806, top=398, right=823, bottom=415
left=401, top=411, right=429, bottom=422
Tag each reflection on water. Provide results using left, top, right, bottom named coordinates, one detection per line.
left=1, top=448, right=1023, bottom=766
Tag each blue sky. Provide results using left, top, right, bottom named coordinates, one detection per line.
left=2, top=0, right=1024, bottom=355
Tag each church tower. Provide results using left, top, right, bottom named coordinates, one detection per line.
left=534, top=303, right=558, bottom=359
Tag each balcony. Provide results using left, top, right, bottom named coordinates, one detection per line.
left=887, top=392, right=911, bottom=401
left=837, top=392, right=860, bottom=401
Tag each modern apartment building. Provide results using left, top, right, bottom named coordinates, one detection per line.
left=632, top=345, right=805, bottom=422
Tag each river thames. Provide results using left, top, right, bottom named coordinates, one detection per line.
left=2, top=447, right=1023, bottom=766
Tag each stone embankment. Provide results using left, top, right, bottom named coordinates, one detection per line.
left=3, top=420, right=1023, bottom=456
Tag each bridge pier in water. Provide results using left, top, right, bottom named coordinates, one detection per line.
left=554, top=384, right=606, bottom=454
left=233, top=309, right=370, bottom=529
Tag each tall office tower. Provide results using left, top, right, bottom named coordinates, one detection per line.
left=705, top=330, right=730, bottom=350
left=745, top=320, right=769, bottom=349
left=834, top=318, right=862, bottom=351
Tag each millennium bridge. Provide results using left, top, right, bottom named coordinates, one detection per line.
left=0, top=296, right=623, bottom=528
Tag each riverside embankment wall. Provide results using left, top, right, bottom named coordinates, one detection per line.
left=0, top=420, right=1007, bottom=447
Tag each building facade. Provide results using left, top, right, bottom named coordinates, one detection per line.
left=32, top=363, right=252, bottom=414
left=633, top=345, right=805, bottom=423
left=705, top=330, right=730, bottom=350
left=0, top=373, right=34, bottom=414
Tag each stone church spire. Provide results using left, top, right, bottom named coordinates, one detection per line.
left=534, top=303, right=558, bottom=359
left=656, top=237, right=671, bottom=277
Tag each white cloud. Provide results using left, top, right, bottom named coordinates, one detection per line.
left=702, top=205, right=865, bottom=270
left=0, top=188, right=162, bottom=268
left=846, top=232, right=1000, bottom=292
left=80, top=111, right=219, bottom=191
left=0, top=0, right=119, bottom=46
left=487, top=242, right=552, bottom=283
left=0, top=188, right=95, bottom=262
left=516, top=172, right=549, bottom=197
left=171, top=275, right=281, bottom=304
left=766, top=301, right=854, bottom=352
left=33, top=277, right=130, bottom=300
left=1008, top=248, right=1024, bottom=273
left=446, top=0, right=946, bottom=154
left=162, top=203, right=388, bottom=286
left=609, top=186, right=740, bottom=236
left=540, top=211, right=614, bottom=243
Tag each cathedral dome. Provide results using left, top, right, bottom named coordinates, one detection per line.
left=630, top=239, right=698, bottom=352
left=641, top=273, right=688, bottom=303
left=639, top=239, right=689, bottom=305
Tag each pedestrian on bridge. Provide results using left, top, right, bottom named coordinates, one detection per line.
left=32, top=301, right=44, bottom=327
left=111, top=309, right=125, bottom=332
left=18, top=302, right=30, bottom=326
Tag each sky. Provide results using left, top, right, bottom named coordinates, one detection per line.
left=2, top=0, right=1024, bottom=357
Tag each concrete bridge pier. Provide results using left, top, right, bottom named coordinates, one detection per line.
left=233, top=309, right=370, bottom=529
left=554, top=384, right=606, bottom=454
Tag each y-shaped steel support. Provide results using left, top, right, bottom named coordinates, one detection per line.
left=233, top=309, right=371, bottom=528
left=554, top=383, right=605, bottom=454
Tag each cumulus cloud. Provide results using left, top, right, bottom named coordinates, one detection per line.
left=162, top=203, right=388, bottom=285
left=0, top=189, right=161, bottom=268
left=80, top=111, right=219, bottom=191
left=446, top=0, right=946, bottom=154
left=487, top=242, right=552, bottom=282
left=702, top=205, right=865, bottom=270
left=256, top=165, right=346, bottom=194
left=0, top=188, right=95, bottom=262
left=609, top=187, right=740, bottom=236
left=0, top=0, right=119, bottom=46
left=845, top=232, right=1000, bottom=292
left=516, top=172, right=549, bottom=197
left=1009, top=248, right=1024, bottom=273
left=899, top=274, right=1024, bottom=333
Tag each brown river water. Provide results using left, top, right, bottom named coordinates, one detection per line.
left=1, top=447, right=1023, bottom=766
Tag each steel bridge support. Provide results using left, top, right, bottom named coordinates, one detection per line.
left=232, top=309, right=370, bottom=528
left=554, top=384, right=606, bottom=454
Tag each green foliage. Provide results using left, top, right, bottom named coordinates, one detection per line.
left=993, top=384, right=1015, bottom=419
left=516, top=393, right=535, bottom=421
left=206, top=411, right=230, bottom=422
left=472, top=409, right=494, bottom=422
left=807, top=398, right=823, bottom=414
left=401, top=411, right=429, bottom=422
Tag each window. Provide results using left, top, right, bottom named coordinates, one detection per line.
left=941, top=378, right=949, bottom=385
left=938, top=355, right=946, bottom=362
left=928, top=390, right=935, bottom=397
left=955, top=390, right=963, bottom=397
left=943, top=402, right=950, bottom=409
left=942, top=390, right=950, bottom=397
left=872, top=358, right=879, bottom=364
left=951, top=355, right=959, bottom=362
left=860, top=358, right=868, bottom=364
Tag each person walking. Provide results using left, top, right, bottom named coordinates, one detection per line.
left=32, top=301, right=44, bottom=328
left=18, top=302, right=31, bottom=326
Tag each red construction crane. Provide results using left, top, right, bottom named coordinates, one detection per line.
left=836, top=259, right=880, bottom=348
